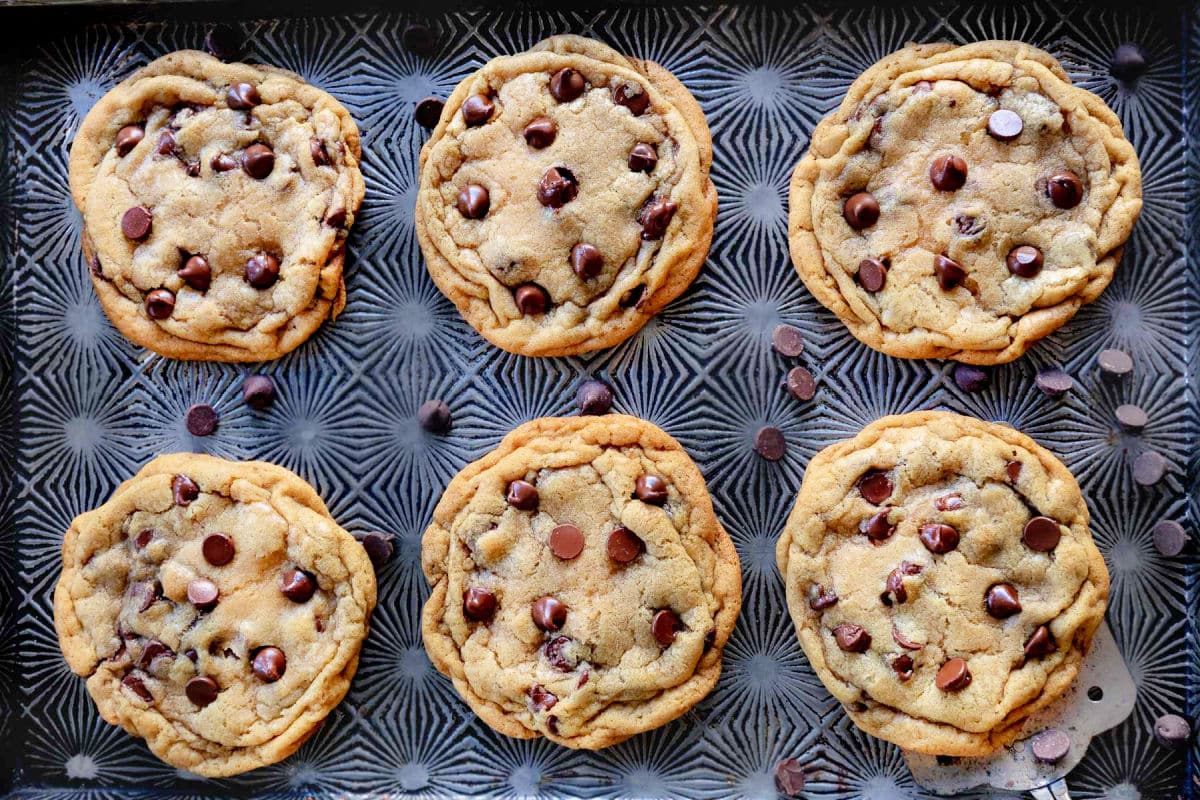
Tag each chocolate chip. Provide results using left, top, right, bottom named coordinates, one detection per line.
left=185, top=403, right=218, bottom=436
left=280, top=568, right=316, bottom=602
left=173, top=474, right=200, bottom=506
left=612, top=81, right=649, bottom=115
left=920, top=523, right=960, bottom=554
left=855, top=258, right=887, bottom=292
left=927, top=256, right=966, bottom=293
left=1152, top=520, right=1188, bottom=557
left=754, top=426, right=786, bottom=461
left=245, top=253, right=280, bottom=289
left=833, top=623, right=871, bottom=653
left=651, top=609, right=681, bottom=646
left=1006, top=245, right=1044, bottom=278
left=639, top=197, right=677, bottom=240
left=1153, top=714, right=1191, bottom=748
left=122, top=207, right=152, bottom=241
left=178, top=255, right=211, bottom=292
left=858, top=470, right=893, bottom=505
left=115, top=124, right=144, bottom=157
left=1116, top=404, right=1148, bottom=432
left=891, top=654, right=915, bottom=681
left=843, top=192, right=880, bottom=229
left=1035, top=368, right=1074, bottom=397
left=808, top=584, right=838, bottom=611
left=532, top=595, right=567, bottom=631
left=122, top=674, right=152, bottom=702
left=954, top=213, right=985, bottom=236
left=893, top=626, right=922, bottom=650
left=203, top=25, right=240, bottom=60
left=523, top=116, right=556, bottom=148
left=242, top=375, right=276, bottom=410
left=187, top=578, right=219, bottom=610
left=635, top=475, right=668, bottom=506
left=1133, top=450, right=1168, bottom=486
left=860, top=509, right=895, bottom=541
left=529, top=684, right=557, bottom=712
left=1110, top=43, right=1148, bottom=81
left=414, top=96, right=445, bottom=129
left=619, top=285, right=645, bottom=308
left=1006, top=460, right=1022, bottom=483
left=549, top=524, right=584, bottom=560
left=226, top=82, right=260, bottom=110
left=89, top=254, right=103, bottom=277
left=884, top=568, right=909, bottom=604
left=360, top=531, right=395, bottom=569
left=463, top=587, right=496, bottom=621
left=1031, top=729, right=1071, bottom=763
left=324, top=206, right=347, bottom=229
left=130, top=581, right=158, bottom=612
left=987, top=109, right=1023, bottom=141
left=550, top=68, right=586, bottom=102
left=185, top=675, right=219, bottom=707
left=251, top=647, right=286, bottom=682
left=462, top=94, right=494, bottom=126
left=202, top=533, right=235, bottom=566
left=537, top=166, right=578, bottom=208
left=774, top=757, right=805, bottom=797
left=157, top=130, right=178, bottom=157
left=401, top=22, right=437, bottom=56
left=506, top=480, right=539, bottom=511
left=929, top=154, right=967, bottom=191
left=543, top=636, right=577, bottom=671
left=145, top=289, right=175, bottom=320
left=1024, top=625, right=1057, bottom=657
left=985, top=583, right=1021, bottom=618
left=785, top=367, right=817, bottom=401
left=211, top=153, right=237, bottom=172
left=607, top=527, right=643, bottom=563
left=1047, top=171, right=1083, bottom=209
left=628, top=143, right=657, bottom=173
left=1022, top=516, right=1061, bottom=552
left=134, top=529, right=154, bottom=550
left=241, top=143, right=275, bottom=179
left=514, top=283, right=550, bottom=315
left=576, top=379, right=613, bottom=415
left=310, top=138, right=331, bottom=167
left=953, top=363, right=990, bottom=393
left=139, top=640, right=173, bottom=667
left=457, top=184, right=489, bottom=219
left=771, top=324, right=805, bottom=357
left=184, top=648, right=198, bottom=663
left=935, top=493, right=964, bottom=511
left=1098, top=348, right=1133, bottom=379
left=417, top=399, right=452, bottom=433
left=936, top=657, right=971, bottom=691
left=570, top=243, right=603, bottom=280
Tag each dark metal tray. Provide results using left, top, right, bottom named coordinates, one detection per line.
left=0, top=1, right=1195, bottom=797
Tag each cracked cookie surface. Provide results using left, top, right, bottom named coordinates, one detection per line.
left=69, top=50, right=364, bottom=361
left=53, top=454, right=376, bottom=777
left=421, top=415, right=740, bottom=748
left=416, top=35, right=716, bottom=357
left=789, top=41, right=1141, bottom=364
left=775, top=411, right=1108, bottom=756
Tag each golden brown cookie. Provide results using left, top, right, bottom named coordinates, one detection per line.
left=776, top=411, right=1108, bottom=756
left=421, top=415, right=741, bottom=748
left=789, top=41, right=1141, bottom=364
left=53, top=454, right=376, bottom=776
left=69, top=51, right=364, bottom=361
left=416, top=35, right=717, bottom=356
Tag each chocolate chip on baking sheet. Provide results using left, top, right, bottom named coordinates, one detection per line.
left=203, top=25, right=240, bottom=60
left=774, top=758, right=805, bottom=797
left=1115, top=403, right=1148, bottom=432
left=576, top=379, right=613, bottom=415
left=1153, top=713, right=1191, bottom=748
left=242, top=375, right=277, bottom=410
left=1133, top=450, right=1168, bottom=486
left=1097, top=348, right=1133, bottom=379
left=417, top=399, right=452, bottom=433
left=1035, top=368, right=1074, bottom=397
left=953, top=363, right=990, bottom=393
left=785, top=367, right=816, bottom=401
left=401, top=22, right=437, bottom=56
left=771, top=324, right=805, bottom=357
left=1110, top=43, right=1148, bottom=81
left=414, top=96, right=445, bottom=129
left=360, top=531, right=395, bottom=569
left=1152, top=520, right=1188, bottom=557
left=753, top=426, right=786, bottom=461
left=185, top=403, right=218, bottom=436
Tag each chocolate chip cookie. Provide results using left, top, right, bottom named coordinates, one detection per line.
left=53, top=454, right=376, bottom=776
left=416, top=35, right=717, bottom=356
left=775, top=411, right=1108, bottom=756
left=69, top=51, right=364, bottom=361
left=789, top=41, right=1142, bottom=364
left=421, top=415, right=740, bottom=747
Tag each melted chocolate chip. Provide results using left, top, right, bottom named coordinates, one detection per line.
left=172, top=474, right=199, bottom=506
left=651, top=609, right=681, bottom=646
left=1024, top=625, right=1057, bottom=657
left=858, top=470, right=893, bottom=504
left=929, top=154, right=968, bottom=191
left=115, top=124, right=144, bottom=157
left=201, top=532, right=235, bottom=566
left=543, top=636, right=577, bottom=671
left=860, top=509, right=895, bottom=541
left=891, top=654, right=915, bottom=681
left=506, top=480, right=539, bottom=510
left=639, top=198, right=677, bottom=239
left=461, top=94, right=494, bottom=126
left=463, top=587, right=496, bottom=621
left=935, top=493, right=965, bottom=511
left=122, top=207, right=153, bottom=241
left=187, top=578, right=219, bottom=610
left=537, top=166, right=578, bottom=208
left=570, top=243, right=603, bottom=279
left=635, top=475, right=668, bottom=506
left=251, top=647, right=286, bottom=682
left=628, top=143, right=657, bottom=173
left=1023, top=517, right=1062, bottom=552
left=548, top=524, right=584, bottom=560
left=612, top=81, right=649, bottom=115
left=514, top=283, right=550, bottom=315
left=245, top=253, right=280, bottom=289
left=280, top=568, right=316, bottom=602
left=185, top=675, right=219, bottom=707
left=529, top=684, right=557, bottom=711
left=531, top=595, right=567, bottom=631
left=919, top=523, right=960, bottom=554
left=808, top=584, right=838, bottom=610
left=549, top=68, right=586, bottom=102
left=144, top=289, right=175, bottom=320
left=457, top=184, right=489, bottom=219
left=833, top=623, right=871, bottom=653
left=856, top=258, right=887, bottom=292
left=226, top=82, right=261, bottom=110
left=523, top=116, right=556, bottom=148
left=935, top=657, right=971, bottom=691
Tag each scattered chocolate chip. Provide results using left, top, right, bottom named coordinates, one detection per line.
left=463, top=587, right=496, bottom=621
left=893, top=626, right=922, bottom=650
left=1110, top=43, right=1148, bottom=81
left=935, top=493, right=965, bottom=511
left=417, top=399, right=452, bottom=433
left=785, top=367, right=816, bottom=402
left=549, top=524, right=585, bottom=560
left=860, top=509, right=895, bottom=541
left=115, top=124, right=144, bottom=157
left=929, top=154, right=968, bottom=191
left=543, top=636, right=577, bottom=671
left=185, top=403, right=218, bottom=436
left=612, top=81, right=649, bottom=115
left=251, top=647, right=286, bottom=682
left=145, top=289, right=175, bottom=320
left=401, top=22, right=437, bottom=56
left=754, top=426, right=786, bottom=461
left=134, top=529, right=154, bottom=550
left=506, top=480, right=539, bottom=511
left=89, top=254, right=103, bottom=277
left=203, top=25, right=240, bottom=60
left=843, top=192, right=880, bottom=229
left=187, top=578, right=219, bottom=610
left=954, top=214, right=985, bottom=236
left=139, top=640, right=172, bottom=667
left=953, top=363, right=990, bottom=393
left=310, top=138, right=331, bottom=167
left=808, top=584, right=838, bottom=611
left=833, top=623, right=871, bottom=653
left=1007, top=460, right=1023, bottom=483
left=884, top=567, right=909, bottom=604
left=514, top=283, right=550, bottom=315
left=920, top=523, right=960, bottom=554
left=934, top=255, right=966, bottom=290
left=211, top=153, right=237, bottom=172
left=1024, top=625, right=1057, bottom=657
left=628, top=142, right=657, bottom=173
left=985, top=583, right=1022, bottom=618
left=538, top=166, right=578, bottom=208
left=186, top=675, right=220, bottom=707
left=226, top=82, right=260, bottom=110
left=1153, top=714, right=1191, bottom=748
left=607, top=527, right=643, bottom=563
left=457, top=184, right=489, bottom=218
left=1047, top=171, right=1084, bottom=209
left=858, top=470, right=893, bottom=505
left=157, top=130, right=178, bottom=157
left=202, top=533, right=235, bottom=566
left=241, top=143, right=275, bottom=179
left=178, top=254, right=211, bottom=292
left=936, top=657, right=971, bottom=691
left=130, top=581, right=158, bottom=612
left=1031, top=728, right=1071, bottom=763
left=242, top=375, right=276, bottom=410
left=774, top=758, right=806, bottom=797
left=1006, top=245, right=1044, bottom=278
left=651, top=609, right=681, bottom=646
left=639, top=197, right=677, bottom=239
left=1152, top=520, right=1188, bottom=557
left=635, top=475, right=668, bottom=506
left=173, top=474, right=200, bottom=506
left=1098, top=348, right=1133, bottom=379
left=1035, top=368, right=1074, bottom=397
left=184, top=648, right=198, bottom=663
left=1115, top=403, right=1148, bottom=432
left=771, top=324, right=805, bottom=357
left=529, top=684, right=557, bottom=712
left=856, top=258, right=887, bottom=292
left=570, top=243, right=603, bottom=280
left=576, top=379, right=613, bottom=415
left=1133, top=450, right=1168, bottom=486
left=523, top=116, right=556, bottom=148
left=280, top=568, right=316, bottom=602
left=414, top=96, right=445, bottom=129
left=549, top=68, right=586, bottom=102
left=122, top=674, right=153, bottom=702
left=187, top=162, right=199, bottom=178
left=324, top=205, right=347, bottom=229
left=532, top=595, right=568, bottom=631
left=987, top=109, right=1023, bottom=140
left=121, top=207, right=153, bottom=241
left=360, top=531, right=395, bottom=569
left=891, top=653, right=915, bottom=681
left=618, top=284, right=645, bottom=308
left=1022, top=517, right=1061, bottom=551
left=461, top=94, right=494, bottom=126
left=245, top=253, right=280, bottom=289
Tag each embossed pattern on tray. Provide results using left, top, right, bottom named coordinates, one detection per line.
left=0, top=3, right=1194, bottom=798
